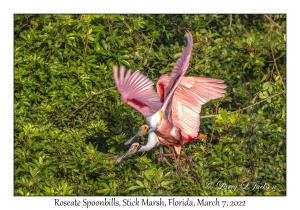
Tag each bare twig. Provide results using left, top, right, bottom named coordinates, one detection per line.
left=264, top=52, right=286, bottom=62
left=84, top=25, right=89, bottom=61
left=71, top=86, right=115, bottom=115
left=63, top=128, right=71, bottom=133
left=200, top=90, right=285, bottom=119
left=107, top=16, right=112, bottom=34
left=263, top=14, right=282, bottom=29
left=139, top=38, right=154, bottom=67
left=210, top=121, right=216, bottom=144
left=229, top=14, right=233, bottom=27
left=268, top=15, right=286, bottom=90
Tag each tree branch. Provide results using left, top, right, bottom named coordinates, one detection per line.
left=267, top=15, right=286, bottom=90
left=139, top=38, right=154, bottom=67
left=264, top=52, right=286, bottom=62
left=263, top=14, right=282, bottom=29
left=71, top=86, right=115, bottom=115
left=84, top=25, right=89, bottom=62
left=200, top=91, right=285, bottom=119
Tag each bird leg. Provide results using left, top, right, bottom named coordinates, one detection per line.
left=163, top=157, right=175, bottom=168
left=178, top=136, right=194, bottom=169
left=164, top=144, right=183, bottom=176
left=156, top=141, right=183, bottom=176
left=180, top=145, right=194, bottom=168
left=175, top=153, right=183, bottom=177
left=157, top=144, right=175, bottom=169
left=172, top=145, right=183, bottom=177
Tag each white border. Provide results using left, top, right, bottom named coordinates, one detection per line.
left=2, top=0, right=297, bottom=209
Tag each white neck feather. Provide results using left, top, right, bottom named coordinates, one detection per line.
left=138, top=132, right=158, bottom=152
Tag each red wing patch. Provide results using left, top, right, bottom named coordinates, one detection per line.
left=157, top=83, right=165, bottom=103
left=128, top=98, right=148, bottom=109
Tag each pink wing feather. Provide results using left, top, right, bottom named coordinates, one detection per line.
left=160, top=30, right=194, bottom=111
left=170, top=30, right=194, bottom=79
left=171, top=77, right=227, bottom=139
left=113, top=66, right=162, bottom=116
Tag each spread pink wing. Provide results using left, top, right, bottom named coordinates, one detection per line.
left=160, top=30, right=194, bottom=110
left=113, top=66, right=162, bottom=116
left=171, top=77, right=227, bottom=139
left=170, top=30, right=194, bottom=79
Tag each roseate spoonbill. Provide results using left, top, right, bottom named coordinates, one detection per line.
left=114, top=31, right=226, bottom=172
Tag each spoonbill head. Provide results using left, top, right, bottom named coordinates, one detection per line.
left=116, top=132, right=159, bottom=164
left=124, top=125, right=149, bottom=145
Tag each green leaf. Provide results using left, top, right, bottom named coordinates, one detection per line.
left=96, top=189, right=111, bottom=195
left=143, top=179, right=149, bottom=188
left=136, top=180, right=144, bottom=188
left=263, top=82, right=270, bottom=90
left=127, top=186, right=143, bottom=191
left=120, top=60, right=130, bottom=67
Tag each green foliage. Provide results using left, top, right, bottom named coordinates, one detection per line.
left=14, top=14, right=286, bottom=196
